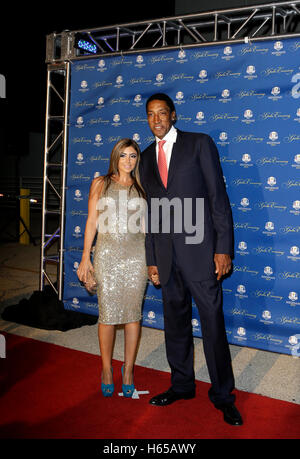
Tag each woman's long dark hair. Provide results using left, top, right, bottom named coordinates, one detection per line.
left=102, top=138, right=146, bottom=199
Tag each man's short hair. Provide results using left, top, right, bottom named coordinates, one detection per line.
left=146, top=93, right=176, bottom=113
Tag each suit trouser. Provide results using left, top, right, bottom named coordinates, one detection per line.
left=161, top=246, right=235, bottom=407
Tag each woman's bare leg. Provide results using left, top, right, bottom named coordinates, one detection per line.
left=123, top=321, right=141, bottom=385
left=98, top=323, right=115, bottom=384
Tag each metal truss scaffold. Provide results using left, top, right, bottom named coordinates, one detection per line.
left=46, top=1, right=300, bottom=63
left=41, top=1, right=300, bottom=298
left=40, top=63, right=70, bottom=299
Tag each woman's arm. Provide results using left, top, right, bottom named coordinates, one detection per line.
left=77, top=177, right=104, bottom=283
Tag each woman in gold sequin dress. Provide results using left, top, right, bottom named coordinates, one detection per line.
left=77, top=139, right=148, bottom=397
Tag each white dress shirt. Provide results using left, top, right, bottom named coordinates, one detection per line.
left=155, top=125, right=177, bottom=170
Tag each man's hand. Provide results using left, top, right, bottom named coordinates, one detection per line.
left=148, top=265, right=160, bottom=285
left=214, top=254, right=232, bottom=281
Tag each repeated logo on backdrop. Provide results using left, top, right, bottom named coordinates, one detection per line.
left=64, top=38, right=300, bottom=356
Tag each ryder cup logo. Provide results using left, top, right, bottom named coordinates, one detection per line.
left=197, top=69, right=208, bottom=82
left=244, top=109, right=253, bottom=119
left=265, top=221, right=274, bottom=231
left=262, top=266, right=275, bottom=281
left=76, top=116, right=84, bottom=128
left=236, top=327, right=247, bottom=341
left=97, top=59, right=106, bottom=71
left=294, top=200, right=300, bottom=209
left=192, top=319, right=199, bottom=327
left=288, top=246, right=300, bottom=261
left=220, top=89, right=231, bottom=103
left=236, top=197, right=249, bottom=211
left=73, top=226, right=82, bottom=238
left=267, top=131, right=280, bottom=146
left=133, top=94, right=143, bottom=107
left=272, top=41, right=286, bottom=56
left=222, top=46, right=234, bottom=60
left=237, top=327, right=246, bottom=336
left=269, top=86, right=282, bottom=101
left=241, top=153, right=252, bottom=167
left=293, top=154, right=300, bottom=167
left=76, top=153, right=84, bottom=165
left=115, top=75, right=124, bottom=88
left=268, top=176, right=276, bottom=186
left=112, top=114, right=121, bottom=126
left=242, top=109, right=254, bottom=124
left=175, top=91, right=185, bottom=104
left=236, top=285, right=248, bottom=298
left=291, top=246, right=300, bottom=256
left=155, top=73, right=165, bottom=86
left=218, top=132, right=229, bottom=146
left=145, top=310, right=156, bottom=324
left=72, top=298, right=80, bottom=308
left=289, top=291, right=298, bottom=302
left=74, top=189, right=83, bottom=202
left=178, top=49, right=187, bottom=61
left=272, top=86, right=280, bottom=96
left=94, top=134, right=103, bottom=146
left=194, top=111, right=206, bottom=125
left=239, top=197, right=251, bottom=211
left=274, top=41, right=283, bottom=51
left=291, top=200, right=300, bottom=215
left=263, top=221, right=276, bottom=236
left=135, top=55, right=145, bottom=68
left=263, top=310, right=272, bottom=320
left=237, top=285, right=245, bottom=294
left=244, top=65, right=257, bottom=79
left=237, top=241, right=249, bottom=255
left=264, top=266, right=273, bottom=276
left=73, top=261, right=79, bottom=270
left=132, top=133, right=141, bottom=144
left=80, top=80, right=89, bottom=92
left=97, top=97, right=105, bottom=108
left=293, top=108, right=300, bottom=123
left=265, top=176, right=279, bottom=191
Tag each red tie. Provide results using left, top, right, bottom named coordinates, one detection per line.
left=158, top=140, right=168, bottom=188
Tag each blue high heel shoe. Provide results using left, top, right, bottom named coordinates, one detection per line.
left=121, top=364, right=135, bottom=398
left=101, top=368, right=114, bottom=397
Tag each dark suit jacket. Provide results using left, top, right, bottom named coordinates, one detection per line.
left=140, top=129, right=233, bottom=285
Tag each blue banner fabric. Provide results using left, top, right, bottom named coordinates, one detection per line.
left=63, top=38, right=300, bottom=356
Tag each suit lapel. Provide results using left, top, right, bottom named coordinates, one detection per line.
left=147, top=143, right=164, bottom=188
left=167, top=129, right=185, bottom=188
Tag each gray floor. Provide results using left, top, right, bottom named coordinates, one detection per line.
left=1, top=242, right=299, bottom=405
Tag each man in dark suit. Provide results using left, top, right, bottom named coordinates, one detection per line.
left=140, top=93, right=242, bottom=426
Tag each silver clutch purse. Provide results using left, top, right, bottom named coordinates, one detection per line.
left=84, top=269, right=98, bottom=295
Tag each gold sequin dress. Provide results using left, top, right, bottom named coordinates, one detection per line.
left=93, top=180, right=148, bottom=324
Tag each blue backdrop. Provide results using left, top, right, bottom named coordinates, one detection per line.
left=63, top=38, right=300, bottom=356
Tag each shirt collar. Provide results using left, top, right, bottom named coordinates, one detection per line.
left=155, top=125, right=177, bottom=144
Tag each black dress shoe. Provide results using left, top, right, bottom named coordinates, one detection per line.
left=149, top=388, right=195, bottom=406
left=217, top=403, right=243, bottom=426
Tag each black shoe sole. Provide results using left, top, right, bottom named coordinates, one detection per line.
left=149, top=392, right=195, bottom=406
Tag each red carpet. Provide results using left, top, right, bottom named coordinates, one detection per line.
left=0, top=331, right=299, bottom=439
